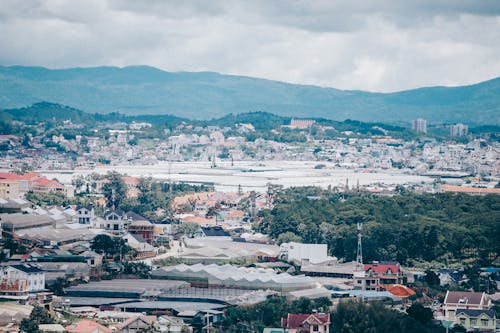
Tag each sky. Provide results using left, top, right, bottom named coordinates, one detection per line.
left=0, top=0, right=500, bottom=92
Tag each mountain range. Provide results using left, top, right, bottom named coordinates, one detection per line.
left=0, top=65, right=499, bottom=125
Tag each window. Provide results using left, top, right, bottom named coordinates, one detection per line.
left=481, top=319, right=489, bottom=326
left=460, top=318, right=466, bottom=325
left=313, top=324, right=319, bottom=331
left=470, top=319, right=477, bottom=325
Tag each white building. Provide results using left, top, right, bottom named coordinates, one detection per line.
left=443, top=291, right=492, bottom=321
left=412, top=118, right=427, bottom=134
left=450, top=123, right=469, bottom=137
left=0, top=264, right=45, bottom=293
left=76, top=205, right=95, bottom=225
left=280, top=242, right=332, bottom=264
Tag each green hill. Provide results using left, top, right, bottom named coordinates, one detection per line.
left=0, top=65, right=499, bottom=125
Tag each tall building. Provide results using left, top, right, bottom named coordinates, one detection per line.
left=450, top=123, right=468, bottom=137
left=412, top=118, right=427, bottom=134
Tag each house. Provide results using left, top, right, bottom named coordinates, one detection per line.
left=0, top=172, right=39, bottom=198
left=354, top=261, right=403, bottom=291
left=76, top=205, right=95, bottom=225
left=223, top=210, right=244, bottom=224
left=443, top=291, right=492, bottom=321
left=158, top=316, right=186, bottom=332
left=115, top=314, right=157, bottom=333
left=281, top=312, right=330, bottom=333
left=103, top=210, right=127, bottom=234
left=454, top=309, right=496, bottom=332
left=65, top=319, right=112, bottom=333
left=439, top=269, right=467, bottom=286
left=127, top=212, right=154, bottom=245
left=122, top=233, right=156, bottom=259
left=0, top=264, right=45, bottom=293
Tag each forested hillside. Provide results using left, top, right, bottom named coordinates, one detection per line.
left=1, top=65, right=499, bottom=124
left=258, top=189, right=500, bottom=266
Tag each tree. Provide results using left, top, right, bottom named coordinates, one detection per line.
left=20, top=318, right=39, bottom=333
left=407, top=303, right=433, bottom=324
left=102, top=171, right=126, bottom=208
left=30, top=305, right=53, bottom=324
left=91, top=234, right=116, bottom=256
left=276, top=231, right=302, bottom=245
left=424, top=269, right=440, bottom=286
left=176, top=222, right=200, bottom=238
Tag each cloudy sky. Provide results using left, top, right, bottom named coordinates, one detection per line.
left=1, top=0, right=499, bottom=92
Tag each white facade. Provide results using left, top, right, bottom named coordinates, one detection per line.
left=280, top=242, right=330, bottom=264
left=77, top=206, right=95, bottom=225
left=0, top=264, right=45, bottom=292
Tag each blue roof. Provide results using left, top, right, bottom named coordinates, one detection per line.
left=456, top=309, right=496, bottom=318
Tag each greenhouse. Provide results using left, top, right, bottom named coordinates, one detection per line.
left=152, top=263, right=317, bottom=292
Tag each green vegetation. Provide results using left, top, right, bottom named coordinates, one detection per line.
left=1, top=65, right=500, bottom=124
left=221, top=296, right=331, bottom=332
left=259, top=189, right=499, bottom=266
left=91, top=234, right=134, bottom=259
left=332, top=301, right=445, bottom=333
left=20, top=305, right=53, bottom=333
left=221, top=298, right=449, bottom=333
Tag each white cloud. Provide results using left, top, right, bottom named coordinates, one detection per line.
left=0, top=0, right=499, bottom=91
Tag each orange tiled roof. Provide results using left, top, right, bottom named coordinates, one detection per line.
left=65, top=320, right=111, bottom=333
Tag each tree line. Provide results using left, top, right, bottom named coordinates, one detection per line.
left=258, top=189, right=499, bottom=266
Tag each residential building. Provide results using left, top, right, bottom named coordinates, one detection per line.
left=127, top=213, right=154, bottom=245
left=281, top=312, right=330, bottom=333
left=122, top=233, right=156, bottom=259
left=289, top=119, right=315, bottom=129
left=76, top=205, right=95, bottom=225
left=104, top=210, right=127, bottom=234
left=0, top=264, right=45, bottom=293
left=455, top=309, right=496, bottom=332
left=450, top=123, right=469, bottom=137
left=0, top=179, right=20, bottom=200
left=65, top=319, right=112, bottom=333
left=412, top=118, right=427, bottom=134
left=115, top=314, right=157, bottom=333
left=354, top=261, right=403, bottom=291
left=443, top=291, right=492, bottom=321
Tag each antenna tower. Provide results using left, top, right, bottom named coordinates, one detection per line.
left=356, top=222, right=364, bottom=271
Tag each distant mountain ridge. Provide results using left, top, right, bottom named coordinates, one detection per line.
left=0, top=65, right=499, bottom=125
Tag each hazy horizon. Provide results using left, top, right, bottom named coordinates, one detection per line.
left=1, top=1, right=500, bottom=92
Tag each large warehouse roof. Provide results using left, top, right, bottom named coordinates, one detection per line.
left=152, top=263, right=316, bottom=292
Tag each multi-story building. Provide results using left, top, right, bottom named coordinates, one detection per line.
left=412, top=118, right=427, bottom=134
left=450, top=123, right=469, bottom=137
left=0, top=264, right=45, bottom=293
left=76, top=205, right=95, bottom=225
left=127, top=212, right=154, bottom=245
left=354, top=261, right=403, bottom=291
left=455, top=309, right=496, bottom=332
left=443, top=291, right=492, bottom=322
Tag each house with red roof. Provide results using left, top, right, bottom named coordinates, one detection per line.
left=0, top=172, right=39, bottom=199
left=281, top=312, right=330, bottom=333
left=0, top=172, right=66, bottom=199
left=354, top=261, right=403, bottom=291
